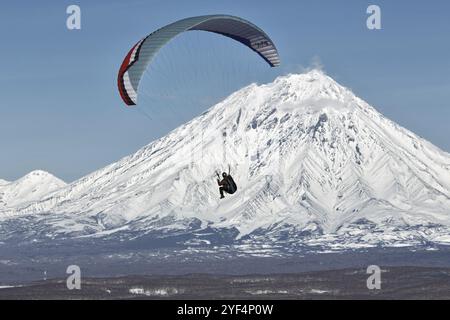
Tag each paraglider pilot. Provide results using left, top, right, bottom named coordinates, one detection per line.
left=217, top=169, right=237, bottom=199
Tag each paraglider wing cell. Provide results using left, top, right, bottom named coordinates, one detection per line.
left=117, top=15, right=280, bottom=106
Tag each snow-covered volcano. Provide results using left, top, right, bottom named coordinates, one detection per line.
left=1, top=70, right=450, bottom=250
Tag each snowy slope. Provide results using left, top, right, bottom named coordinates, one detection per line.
left=0, top=171, right=66, bottom=209
left=1, top=70, right=449, bottom=249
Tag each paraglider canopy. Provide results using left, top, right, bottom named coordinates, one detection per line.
left=118, top=14, right=280, bottom=106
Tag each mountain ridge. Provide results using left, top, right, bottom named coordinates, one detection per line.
left=1, top=70, right=449, bottom=250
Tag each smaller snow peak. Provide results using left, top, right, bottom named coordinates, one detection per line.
left=0, top=170, right=67, bottom=210
left=0, top=179, right=10, bottom=186
left=21, top=170, right=57, bottom=180
left=16, top=170, right=67, bottom=187
left=26, top=170, right=50, bottom=176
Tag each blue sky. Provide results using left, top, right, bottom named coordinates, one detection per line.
left=0, top=0, right=449, bottom=182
